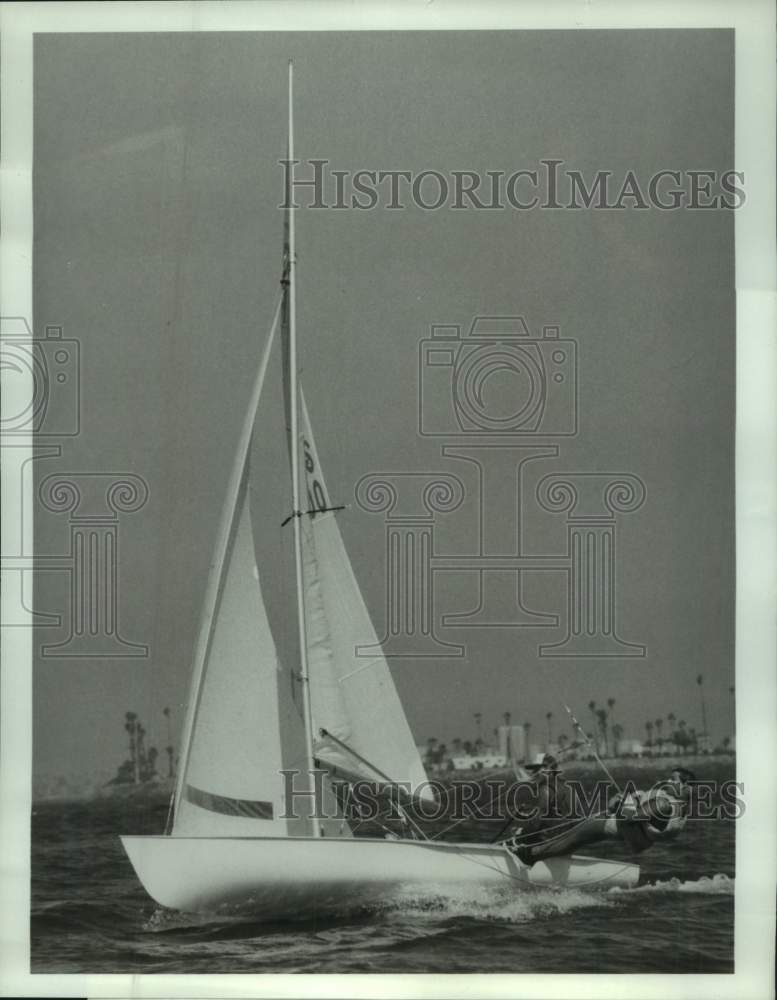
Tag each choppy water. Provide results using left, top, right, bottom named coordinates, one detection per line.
left=31, top=765, right=735, bottom=973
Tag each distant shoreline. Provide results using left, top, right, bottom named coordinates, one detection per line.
left=32, top=753, right=735, bottom=804
left=437, top=752, right=736, bottom=782
left=33, top=777, right=174, bottom=806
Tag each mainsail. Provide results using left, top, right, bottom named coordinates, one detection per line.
left=297, top=393, right=433, bottom=800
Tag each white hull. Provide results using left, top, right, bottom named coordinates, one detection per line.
left=121, top=834, right=639, bottom=916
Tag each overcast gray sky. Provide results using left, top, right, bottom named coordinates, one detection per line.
left=32, top=30, right=734, bottom=778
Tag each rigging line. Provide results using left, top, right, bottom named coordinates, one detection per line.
left=489, top=803, right=523, bottom=845
left=318, top=728, right=398, bottom=787
left=561, top=700, right=623, bottom=795
left=397, top=802, right=420, bottom=840
left=318, top=728, right=430, bottom=841
left=502, top=816, right=599, bottom=852
left=428, top=776, right=514, bottom=842
left=337, top=778, right=354, bottom=837
left=163, top=785, right=176, bottom=835
left=541, top=665, right=624, bottom=796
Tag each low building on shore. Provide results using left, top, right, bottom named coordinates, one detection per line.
left=451, top=752, right=507, bottom=771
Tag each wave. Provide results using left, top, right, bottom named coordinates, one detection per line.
left=610, top=872, right=734, bottom=896
left=32, top=897, right=143, bottom=937
left=141, top=880, right=611, bottom=937
left=361, top=881, right=612, bottom=925
left=139, top=873, right=732, bottom=942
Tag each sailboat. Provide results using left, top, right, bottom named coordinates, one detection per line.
left=120, top=64, right=639, bottom=916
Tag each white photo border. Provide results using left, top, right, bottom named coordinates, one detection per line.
left=1, top=2, right=774, bottom=998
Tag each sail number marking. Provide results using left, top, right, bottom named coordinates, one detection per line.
left=303, top=438, right=328, bottom=518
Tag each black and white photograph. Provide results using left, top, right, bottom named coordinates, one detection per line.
left=0, top=3, right=774, bottom=997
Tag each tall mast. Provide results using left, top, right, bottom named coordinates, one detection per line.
left=287, top=60, right=321, bottom=837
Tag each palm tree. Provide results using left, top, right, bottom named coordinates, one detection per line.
left=136, top=723, right=147, bottom=778
left=654, top=717, right=664, bottom=752
left=124, top=711, right=139, bottom=784
left=473, top=712, right=482, bottom=743
left=545, top=711, right=553, bottom=746
left=144, top=746, right=159, bottom=781
left=607, top=698, right=616, bottom=751
left=596, top=707, right=609, bottom=755
left=645, top=720, right=654, bottom=748
left=588, top=700, right=597, bottom=732
left=666, top=711, right=676, bottom=752
left=697, top=673, right=708, bottom=735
